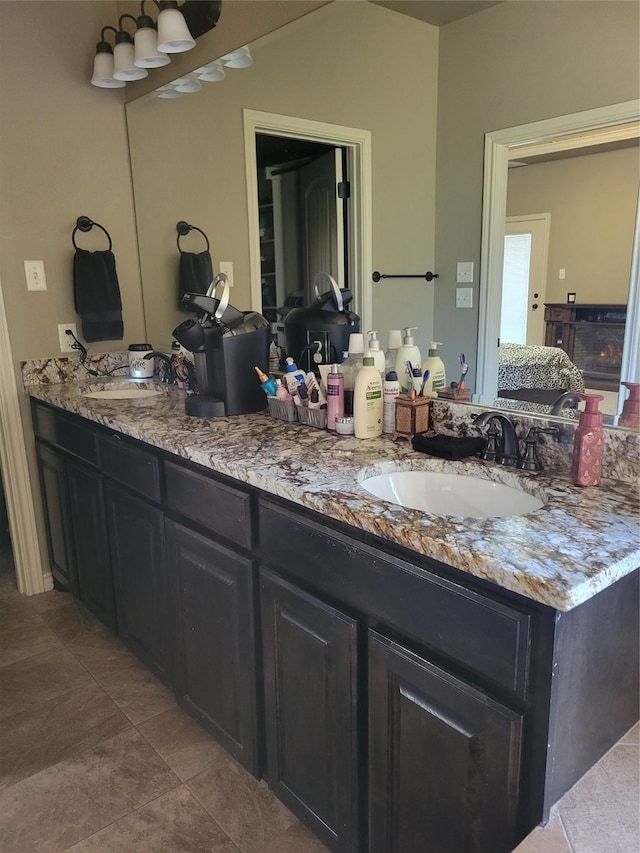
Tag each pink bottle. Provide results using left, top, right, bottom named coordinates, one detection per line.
left=571, top=393, right=604, bottom=487
left=326, top=364, right=344, bottom=431
left=619, top=382, right=640, bottom=429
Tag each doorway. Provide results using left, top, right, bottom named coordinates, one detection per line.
left=500, top=214, right=550, bottom=346
left=254, top=134, right=349, bottom=340
left=243, top=110, right=372, bottom=337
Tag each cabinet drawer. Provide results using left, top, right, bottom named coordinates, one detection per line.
left=32, top=403, right=98, bottom=465
left=99, top=434, right=161, bottom=503
left=259, top=501, right=532, bottom=699
left=164, top=460, right=252, bottom=550
left=545, top=306, right=570, bottom=322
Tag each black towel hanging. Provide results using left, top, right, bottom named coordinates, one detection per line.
left=176, top=221, right=214, bottom=309
left=72, top=216, right=124, bottom=343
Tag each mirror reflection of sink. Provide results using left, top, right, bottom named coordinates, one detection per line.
left=81, top=385, right=163, bottom=400
left=360, top=470, right=544, bottom=519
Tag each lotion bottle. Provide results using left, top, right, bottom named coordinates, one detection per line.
left=284, top=357, right=306, bottom=395
left=421, top=342, right=446, bottom=396
left=385, top=329, right=403, bottom=372
left=365, top=330, right=386, bottom=377
left=383, top=370, right=400, bottom=434
left=394, top=327, right=422, bottom=394
left=572, top=392, right=604, bottom=487
left=342, top=334, right=364, bottom=416
left=354, top=357, right=383, bottom=439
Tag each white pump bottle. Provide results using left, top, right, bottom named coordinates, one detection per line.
left=394, top=327, right=422, bottom=394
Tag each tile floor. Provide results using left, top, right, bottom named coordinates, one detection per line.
left=0, top=545, right=637, bottom=852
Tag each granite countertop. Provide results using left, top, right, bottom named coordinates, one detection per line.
left=25, top=377, right=640, bottom=612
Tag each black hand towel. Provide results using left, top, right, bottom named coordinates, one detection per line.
left=73, top=248, right=124, bottom=342
left=178, top=250, right=213, bottom=309
left=412, top=433, right=488, bottom=461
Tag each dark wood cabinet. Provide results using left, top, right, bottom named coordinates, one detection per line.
left=166, top=519, right=259, bottom=774
left=35, top=442, right=78, bottom=596
left=368, top=631, right=523, bottom=853
left=66, top=459, right=116, bottom=631
left=260, top=568, right=360, bottom=852
left=105, top=481, right=171, bottom=684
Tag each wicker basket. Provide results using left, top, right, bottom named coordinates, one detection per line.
left=297, top=406, right=327, bottom=429
left=267, top=396, right=298, bottom=422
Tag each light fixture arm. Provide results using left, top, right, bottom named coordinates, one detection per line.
left=118, top=14, right=138, bottom=36
left=99, top=25, right=119, bottom=45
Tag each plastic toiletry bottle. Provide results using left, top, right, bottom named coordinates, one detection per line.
left=275, top=379, right=291, bottom=401
left=308, top=388, right=321, bottom=410
left=342, top=333, right=365, bottom=416
left=326, top=364, right=345, bottom=431
left=354, top=357, right=383, bottom=439
left=394, top=327, right=422, bottom=394
left=255, top=366, right=278, bottom=397
left=571, top=392, right=604, bottom=487
left=284, top=357, right=306, bottom=395
left=383, top=370, right=400, bottom=434
left=385, top=329, right=403, bottom=373
left=421, top=342, right=446, bottom=397
left=365, top=330, right=386, bottom=377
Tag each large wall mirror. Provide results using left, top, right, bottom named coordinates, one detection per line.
left=126, top=0, right=639, bottom=429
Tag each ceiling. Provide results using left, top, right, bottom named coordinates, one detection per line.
left=370, top=0, right=503, bottom=27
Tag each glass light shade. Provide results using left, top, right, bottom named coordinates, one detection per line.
left=221, top=47, right=250, bottom=62
left=156, top=7, right=196, bottom=53
left=223, top=54, right=253, bottom=69
left=154, top=86, right=183, bottom=99
left=174, top=75, right=202, bottom=93
left=91, top=50, right=126, bottom=88
left=113, top=40, right=148, bottom=80
left=195, top=61, right=225, bottom=82
left=134, top=26, right=171, bottom=68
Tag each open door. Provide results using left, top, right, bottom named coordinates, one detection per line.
left=500, top=214, right=550, bottom=345
left=298, top=149, right=346, bottom=303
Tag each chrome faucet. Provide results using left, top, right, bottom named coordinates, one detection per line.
left=472, top=411, right=520, bottom=466
left=550, top=391, right=582, bottom=415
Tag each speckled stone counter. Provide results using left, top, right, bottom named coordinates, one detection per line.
left=23, top=367, right=640, bottom=613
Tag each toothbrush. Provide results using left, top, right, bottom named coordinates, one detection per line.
left=458, top=353, right=469, bottom=391
left=420, top=369, right=430, bottom=396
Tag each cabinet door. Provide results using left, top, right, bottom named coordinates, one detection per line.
left=36, top=443, right=78, bottom=595
left=166, top=520, right=259, bottom=775
left=369, top=631, right=523, bottom=853
left=66, top=460, right=116, bottom=632
left=105, top=482, right=170, bottom=684
left=260, top=569, right=359, bottom=853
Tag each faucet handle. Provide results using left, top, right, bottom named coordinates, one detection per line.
left=517, top=427, right=559, bottom=471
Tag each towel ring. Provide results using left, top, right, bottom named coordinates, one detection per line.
left=72, top=216, right=112, bottom=251
left=176, top=221, right=210, bottom=253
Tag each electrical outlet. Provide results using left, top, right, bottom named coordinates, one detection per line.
left=24, top=260, right=47, bottom=291
left=456, top=261, right=474, bottom=283
left=219, top=261, right=234, bottom=287
left=58, top=323, right=78, bottom=353
left=456, top=287, right=473, bottom=308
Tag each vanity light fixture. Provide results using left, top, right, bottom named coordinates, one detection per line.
left=173, top=74, right=202, bottom=93
left=91, top=1, right=222, bottom=90
left=195, top=60, right=225, bottom=82
left=91, top=26, right=126, bottom=89
left=220, top=46, right=252, bottom=68
left=113, top=15, right=149, bottom=81
left=156, top=0, right=196, bottom=53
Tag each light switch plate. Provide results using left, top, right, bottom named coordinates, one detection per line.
left=25, top=260, right=47, bottom=291
left=219, top=261, right=234, bottom=287
left=456, top=287, right=473, bottom=308
left=456, top=261, right=474, bottom=283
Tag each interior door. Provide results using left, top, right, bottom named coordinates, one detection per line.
left=501, top=215, right=550, bottom=346
left=298, top=149, right=345, bottom=303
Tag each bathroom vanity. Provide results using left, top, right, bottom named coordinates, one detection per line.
left=26, top=378, right=639, bottom=853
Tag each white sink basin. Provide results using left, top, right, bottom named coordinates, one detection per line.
left=82, top=387, right=163, bottom=400
left=360, top=470, right=544, bottom=518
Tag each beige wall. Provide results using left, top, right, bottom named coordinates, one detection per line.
left=435, top=0, right=640, bottom=383
left=507, top=147, right=638, bottom=305
left=126, top=1, right=440, bottom=355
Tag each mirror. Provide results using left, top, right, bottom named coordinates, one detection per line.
left=126, top=1, right=639, bottom=428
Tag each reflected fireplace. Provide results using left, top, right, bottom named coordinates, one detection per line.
left=544, top=303, right=627, bottom=391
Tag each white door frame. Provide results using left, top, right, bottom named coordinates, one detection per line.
left=243, top=109, right=372, bottom=332
left=0, top=275, right=46, bottom=594
left=503, top=213, right=550, bottom=346
left=477, top=100, right=640, bottom=404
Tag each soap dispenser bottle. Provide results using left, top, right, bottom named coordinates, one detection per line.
left=385, top=329, right=403, bottom=372
left=572, top=392, right=604, bottom=487
left=421, top=342, right=446, bottom=396
left=394, top=327, right=421, bottom=394
left=365, top=330, right=386, bottom=377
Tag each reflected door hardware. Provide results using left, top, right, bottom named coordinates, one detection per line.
left=372, top=271, right=439, bottom=282
left=532, top=303, right=539, bottom=310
